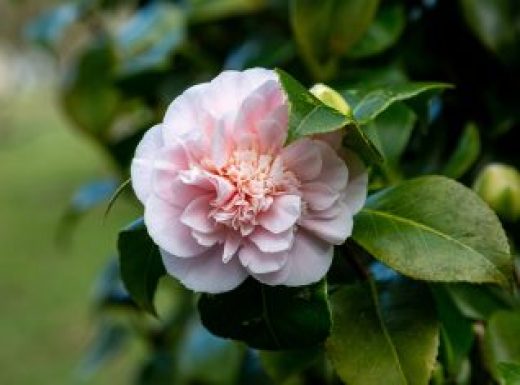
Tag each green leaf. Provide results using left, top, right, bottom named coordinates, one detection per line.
left=498, top=362, right=520, bottom=385
left=118, top=218, right=165, bottom=315
left=431, top=285, right=475, bottom=377
left=177, top=320, right=245, bottom=385
left=442, top=123, right=481, bottom=179
left=326, top=280, right=439, bottom=385
left=259, top=348, right=321, bottom=384
left=442, top=283, right=517, bottom=320
left=198, top=278, right=331, bottom=350
left=62, top=38, right=121, bottom=138
left=352, top=176, right=512, bottom=286
left=364, top=102, right=417, bottom=164
left=347, top=3, right=406, bottom=59
left=343, top=123, right=385, bottom=165
left=115, top=3, right=186, bottom=76
left=290, top=0, right=380, bottom=78
left=188, top=0, right=266, bottom=22
left=459, top=0, right=520, bottom=64
left=352, top=83, right=452, bottom=124
left=275, top=69, right=354, bottom=141
left=485, top=311, right=520, bottom=381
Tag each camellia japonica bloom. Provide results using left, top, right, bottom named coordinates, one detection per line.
left=131, top=68, right=368, bottom=293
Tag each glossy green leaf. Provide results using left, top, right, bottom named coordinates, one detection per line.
left=498, top=362, right=520, bottom=385
left=352, top=83, right=452, bottom=124
left=291, top=0, right=380, bottom=78
left=364, top=102, right=417, bottom=164
left=177, top=320, right=245, bottom=385
left=259, top=348, right=321, bottom=384
left=188, top=0, right=266, bottom=22
left=118, top=218, right=165, bottom=315
left=485, top=311, right=520, bottom=381
left=326, top=280, right=439, bottom=385
left=347, top=3, right=406, bottom=59
left=115, top=3, right=186, bottom=76
left=275, top=69, right=354, bottom=141
left=442, top=123, right=481, bottom=179
left=198, top=278, right=331, bottom=350
left=352, top=176, right=512, bottom=286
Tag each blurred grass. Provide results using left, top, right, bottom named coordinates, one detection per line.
left=0, top=89, right=140, bottom=385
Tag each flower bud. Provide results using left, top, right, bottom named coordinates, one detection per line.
left=473, top=164, right=520, bottom=222
left=310, top=83, right=351, bottom=116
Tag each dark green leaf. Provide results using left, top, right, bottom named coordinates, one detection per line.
left=275, top=69, right=354, bottom=142
left=498, top=362, right=520, bottom=385
left=177, top=320, right=245, bottom=385
left=188, top=0, right=266, bottom=22
left=363, top=102, right=417, bottom=164
left=326, top=280, right=439, bottom=385
left=459, top=0, right=520, bottom=64
left=352, top=83, right=452, bottom=124
left=485, top=311, right=520, bottom=381
left=291, top=0, right=380, bottom=78
left=352, top=176, right=513, bottom=286
left=118, top=218, right=165, bottom=315
left=259, top=348, right=321, bottom=384
left=198, top=278, right=331, bottom=350
left=431, top=285, right=475, bottom=377
left=347, top=4, right=406, bottom=59
left=442, top=123, right=481, bottom=179
left=443, top=283, right=517, bottom=320
left=343, top=123, right=385, bottom=165
left=115, top=3, right=186, bottom=76
left=62, top=38, right=120, bottom=138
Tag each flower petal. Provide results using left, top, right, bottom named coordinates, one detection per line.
left=222, top=232, right=241, bottom=263
left=343, top=149, right=368, bottom=214
left=301, top=182, right=339, bottom=211
left=180, top=195, right=216, bottom=233
left=258, top=195, right=301, bottom=233
left=281, top=230, right=333, bottom=286
left=131, top=124, right=164, bottom=203
left=313, top=140, right=348, bottom=191
left=249, top=227, right=294, bottom=253
left=144, top=195, right=206, bottom=257
left=300, top=202, right=353, bottom=245
left=161, top=247, right=248, bottom=293
left=281, top=138, right=322, bottom=181
left=239, top=242, right=288, bottom=274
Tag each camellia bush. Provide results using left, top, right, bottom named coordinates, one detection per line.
left=27, top=0, right=520, bottom=384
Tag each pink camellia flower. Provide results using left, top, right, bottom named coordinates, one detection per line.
left=131, top=68, right=367, bottom=293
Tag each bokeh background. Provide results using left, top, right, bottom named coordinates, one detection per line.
left=0, top=2, right=138, bottom=384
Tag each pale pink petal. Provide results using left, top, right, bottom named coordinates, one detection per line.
left=249, top=227, right=294, bottom=253
left=343, top=149, right=368, bottom=214
left=256, top=105, right=288, bottom=153
left=179, top=168, right=235, bottom=205
left=300, top=202, right=353, bottom=245
left=144, top=195, right=206, bottom=257
left=301, top=182, right=339, bottom=211
left=313, top=140, right=348, bottom=191
left=180, top=195, right=216, bottom=233
left=131, top=124, right=164, bottom=203
left=315, top=130, right=344, bottom=151
left=222, top=232, right=241, bottom=263
left=258, top=195, right=301, bottom=233
left=192, top=229, right=225, bottom=247
left=161, top=247, right=247, bottom=293
left=280, top=230, right=334, bottom=286
left=252, top=263, right=291, bottom=286
left=239, top=242, right=288, bottom=274
left=151, top=146, right=192, bottom=205
left=281, top=138, right=322, bottom=181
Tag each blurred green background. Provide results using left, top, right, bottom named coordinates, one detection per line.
left=0, top=2, right=138, bottom=384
